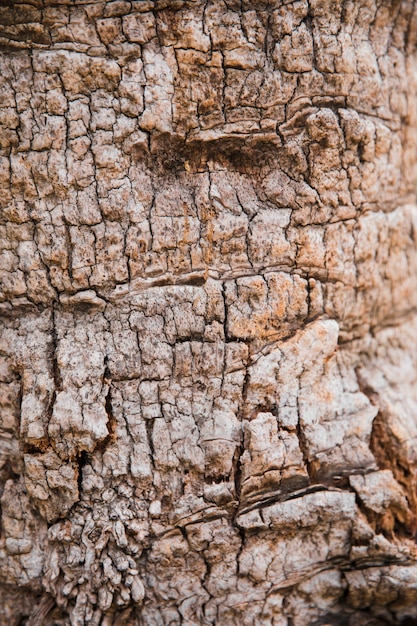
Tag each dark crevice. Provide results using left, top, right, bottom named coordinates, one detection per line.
left=92, top=356, right=117, bottom=457
left=62, top=219, right=73, bottom=282
left=231, top=439, right=244, bottom=502
left=95, top=381, right=117, bottom=453
left=145, top=418, right=156, bottom=472
left=145, top=274, right=207, bottom=289
left=369, top=410, right=417, bottom=538
left=22, top=442, right=48, bottom=455
left=76, top=450, right=88, bottom=497
left=295, top=415, right=314, bottom=483
left=50, top=304, right=62, bottom=392
left=237, top=483, right=330, bottom=518
left=174, top=331, right=206, bottom=344
left=355, top=370, right=417, bottom=539
left=232, top=361, right=251, bottom=509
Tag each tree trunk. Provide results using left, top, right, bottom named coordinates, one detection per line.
left=2, top=1, right=417, bottom=624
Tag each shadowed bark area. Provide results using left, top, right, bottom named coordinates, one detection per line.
left=2, top=1, right=417, bottom=624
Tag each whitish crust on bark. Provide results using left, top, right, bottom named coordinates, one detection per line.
left=2, top=1, right=417, bottom=625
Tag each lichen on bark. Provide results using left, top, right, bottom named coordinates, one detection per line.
left=2, top=1, right=417, bottom=625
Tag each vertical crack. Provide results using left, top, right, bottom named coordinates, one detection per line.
left=44, top=303, right=61, bottom=447
left=295, top=414, right=313, bottom=483
left=96, top=357, right=117, bottom=452
left=145, top=418, right=156, bottom=473
left=51, top=303, right=62, bottom=392
left=233, top=360, right=250, bottom=512
left=77, top=450, right=88, bottom=499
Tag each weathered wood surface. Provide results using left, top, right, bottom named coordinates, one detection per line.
left=1, top=1, right=417, bottom=624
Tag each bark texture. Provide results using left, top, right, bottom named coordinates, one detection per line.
left=1, top=1, right=417, bottom=624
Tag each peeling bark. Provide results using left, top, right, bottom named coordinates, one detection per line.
left=1, top=1, right=417, bottom=625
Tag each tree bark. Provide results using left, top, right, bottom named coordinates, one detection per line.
left=1, top=1, right=417, bottom=624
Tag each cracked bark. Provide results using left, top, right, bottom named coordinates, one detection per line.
left=2, top=1, right=417, bottom=625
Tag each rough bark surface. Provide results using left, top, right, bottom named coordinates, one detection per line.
left=2, top=1, right=417, bottom=624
